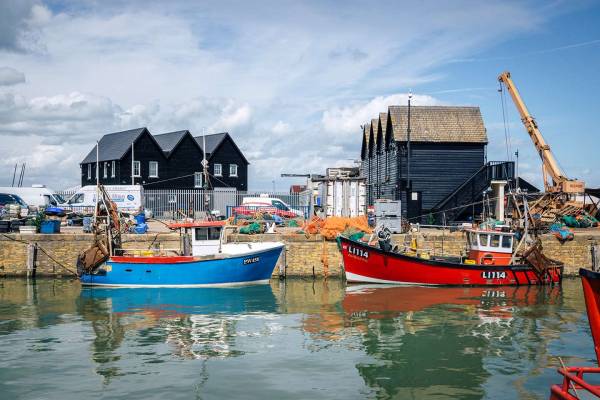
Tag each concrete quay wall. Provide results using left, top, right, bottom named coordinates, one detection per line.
left=0, top=231, right=596, bottom=278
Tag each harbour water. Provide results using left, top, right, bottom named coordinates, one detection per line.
left=0, top=278, right=595, bottom=399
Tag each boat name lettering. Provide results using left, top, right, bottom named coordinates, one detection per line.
left=243, top=257, right=260, bottom=265
left=482, top=290, right=506, bottom=298
left=348, top=245, right=369, bottom=259
left=481, top=271, right=507, bottom=279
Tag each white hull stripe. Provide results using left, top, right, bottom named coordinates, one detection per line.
left=345, top=271, right=441, bottom=286
left=80, top=279, right=270, bottom=288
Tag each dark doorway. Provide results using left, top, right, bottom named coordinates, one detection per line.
left=407, top=191, right=422, bottom=222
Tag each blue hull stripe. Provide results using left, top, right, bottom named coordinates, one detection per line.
left=80, top=246, right=283, bottom=287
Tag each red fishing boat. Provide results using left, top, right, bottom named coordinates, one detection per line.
left=340, top=228, right=563, bottom=286
left=549, top=268, right=600, bottom=399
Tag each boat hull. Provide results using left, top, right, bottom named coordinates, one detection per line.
left=80, top=244, right=284, bottom=287
left=549, top=268, right=600, bottom=399
left=339, top=237, right=562, bottom=286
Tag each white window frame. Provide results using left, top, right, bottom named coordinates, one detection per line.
left=133, top=161, right=141, bottom=177
left=111, top=161, right=116, bottom=178
left=87, top=164, right=91, bottom=180
left=194, top=172, right=203, bottom=188
left=214, top=163, right=222, bottom=177
left=103, top=162, right=108, bottom=179
left=229, top=164, right=238, bottom=177
left=149, top=161, right=158, bottom=178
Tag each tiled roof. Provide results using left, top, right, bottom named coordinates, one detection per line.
left=193, top=132, right=228, bottom=155
left=154, top=130, right=189, bottom=154
left=361, top=123, right=370, bottom=159
left=379, top=112, right=387, bottom=138
left=387, top=106, right=487, bottom=143
left=370, top=118, right=378, bottom=147
left=81, top=128, right=146, bottom=164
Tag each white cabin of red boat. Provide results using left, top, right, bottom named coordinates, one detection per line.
left=465, top=229, right=515, bottom=266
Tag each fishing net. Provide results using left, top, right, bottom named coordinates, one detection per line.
left=302, top=216, right=372, bottom=240
left=239, top=222, right=264, bottom=234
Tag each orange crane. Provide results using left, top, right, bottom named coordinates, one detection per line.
left=498, top=71, right=585, bottom=194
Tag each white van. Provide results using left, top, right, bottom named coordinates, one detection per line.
left=67, top=185, right=144, bottom=214
left=242, top=195, right=304, bottom=217
left=0, top=185, right=67, bottom=208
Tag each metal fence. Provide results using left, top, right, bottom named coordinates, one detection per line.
left=56, top=188, right=311, bottom=220
left=144, top=190, right=311, bottom=220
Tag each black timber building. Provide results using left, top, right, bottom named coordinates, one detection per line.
left=361, top=106, right=516, bottom=221
left=80, top=128, right=249, bottom=190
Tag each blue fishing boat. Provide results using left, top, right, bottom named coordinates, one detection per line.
left=78, top=219, right=284, bottom=287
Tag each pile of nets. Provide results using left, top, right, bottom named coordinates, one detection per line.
left=239, top=222, right=264, bottom=235
left=549, top=222, right=574, bottom=242
left=561, top=212, right=599, bottom=228
left=301, top=216, right=372, bottom=240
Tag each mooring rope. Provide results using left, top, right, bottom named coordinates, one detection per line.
left=1, top=233, right=79, bottom=277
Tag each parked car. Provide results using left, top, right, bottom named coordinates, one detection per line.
left=233, top=202, right=299, bottom=218
left=0, top=193, right=29, bottom=216
left=0, top=185, right=66, bottom=208
left=241, top=196, right=304, bottom=217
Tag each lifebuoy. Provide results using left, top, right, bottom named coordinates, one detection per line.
left=481, top=254, right=495, bottom=265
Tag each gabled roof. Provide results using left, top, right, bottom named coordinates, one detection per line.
left=370, top=118, right=379, bottom=150
left=379, top=112, right=388, bottom=146
left=194, top=132, right=249, bottom=164
left=387, top=106, right=487, bottom=143
left=81, top=127, right=147, bottom=164
left=194, top=132, right=227, bottom=155
left=361, top=124, right=370, bottom=160
left=154, top=130, right=189, bottom=154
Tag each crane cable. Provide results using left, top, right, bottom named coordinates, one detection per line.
left=499, top=81, right=513, bottom=163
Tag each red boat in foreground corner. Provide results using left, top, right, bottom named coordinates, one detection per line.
left=340, top=228, right=563, bottom=286
left=549, top=268, right=600, bottom=399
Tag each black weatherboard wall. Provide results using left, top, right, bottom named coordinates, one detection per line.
left=201, top=134, right=249, bottom=190
left=362, top=106, right=488, bottom=220
left=80, top=128, right=249, bottom=190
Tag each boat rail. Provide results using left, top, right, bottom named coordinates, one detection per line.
left=550, top=366, right=600, bottom=399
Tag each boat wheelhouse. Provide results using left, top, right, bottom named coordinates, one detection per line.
left=465, top=229, right=514, bottom=266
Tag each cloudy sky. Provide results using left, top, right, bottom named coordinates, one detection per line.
left=0, top=0, right=599, bottom=191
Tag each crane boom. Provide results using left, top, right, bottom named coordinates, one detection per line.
left=498, top=71, right=584, bottom=194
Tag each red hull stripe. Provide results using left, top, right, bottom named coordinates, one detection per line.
left=340, top=237, right=562, bottom=286
left=110, top=256, right=197, bottom=264
left=580, top=268, right=600, bottom=366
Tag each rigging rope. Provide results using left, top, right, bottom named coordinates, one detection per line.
left=499, top=82, right=513, bottom=162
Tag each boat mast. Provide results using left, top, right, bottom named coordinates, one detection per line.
left=94, top=141, right=99, bottom=226
left=202, top=128, right=211, bottom=217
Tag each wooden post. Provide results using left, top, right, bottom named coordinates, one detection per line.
left=26, top=243, right=37, bottom=278
left=278, top=248, right=287, bottom=279
left=592, top=241, right=599, bottom=272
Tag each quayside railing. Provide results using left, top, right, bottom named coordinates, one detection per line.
left=432, top=161, right=515, bottom=223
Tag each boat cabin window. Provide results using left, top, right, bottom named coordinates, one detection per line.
left=478, top=234, right=490, bottom=247
left=194, top=227, right=222, bottom=241
left=501, top=235, right=513, bottom=249
left=491, top=235, right=500, bottom=248
left=467, top=232, right=477, bottom=246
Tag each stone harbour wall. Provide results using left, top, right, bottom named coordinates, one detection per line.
left=0, top=230, right=597, bottom=278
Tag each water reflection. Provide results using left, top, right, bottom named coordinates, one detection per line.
left=339, top=285, right=565, bottom=399
left=0, top=278, right=593, bottom=400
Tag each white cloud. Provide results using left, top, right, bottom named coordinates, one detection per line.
left=321, top=93, right=440, bottom=137
left=0, top=67, right=26, bottom=86
left=0, top=0, right=585, bottom=190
